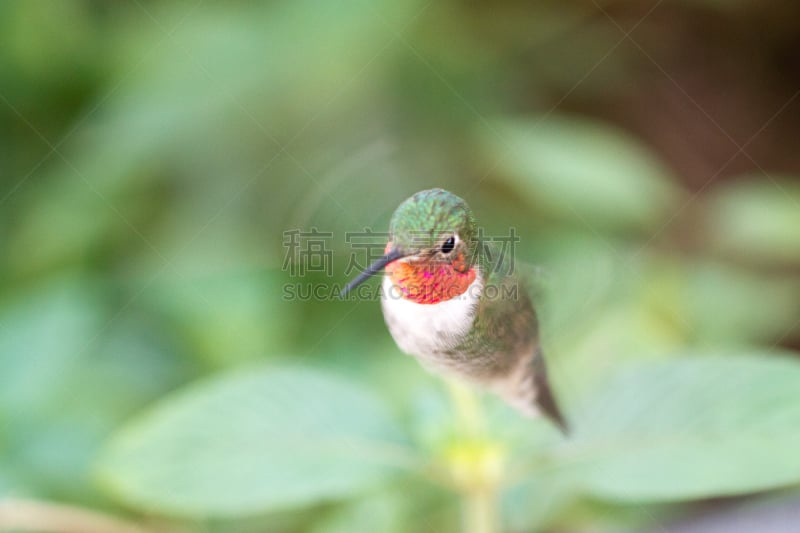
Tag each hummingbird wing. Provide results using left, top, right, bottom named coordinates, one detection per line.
left=469, top=243, right=569, bottom=433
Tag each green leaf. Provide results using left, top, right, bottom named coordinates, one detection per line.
left=559, top=354, right=800, bottom=502
left=311, top=491, right=405, bottom=533
left=502, top=474, right=575, bottom=532
left=662, top=259, right=800, bottom=345
left=148, top=271, right=296, bottom=367
left=707, top=177, right=800, bottom=264
left=483, top=115, right=680, bottom=229
left=0, top=279, right=102, bottom=415
left=0, top=279, right=193, bottom=501
left=97, top=366, right=413, bottom=517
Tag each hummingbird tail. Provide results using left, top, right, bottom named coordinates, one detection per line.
left=530, top=352, right=569, bottom=435
left=495, top=348, right=569, bottom=435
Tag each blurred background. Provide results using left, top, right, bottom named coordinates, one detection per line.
left=1, top=1, right=800, bottom=532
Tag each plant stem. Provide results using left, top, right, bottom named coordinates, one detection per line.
left=446, top=381, right=498, bottom=533
left=0, top=497, right=152, bottom=533
left=464, top=486, right=496, bottom=533
left=447, top=380, right=485, bottom=436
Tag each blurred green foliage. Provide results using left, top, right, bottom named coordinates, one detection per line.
left=1, top=1, right=800, bottom=532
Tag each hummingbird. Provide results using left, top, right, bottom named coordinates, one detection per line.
left=340, top=188, right=567, bottom=433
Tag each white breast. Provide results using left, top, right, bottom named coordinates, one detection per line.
left=380, top=272, right=482, bottom=361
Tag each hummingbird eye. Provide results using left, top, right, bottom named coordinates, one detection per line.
left=441, top=236, right=456, bottom=254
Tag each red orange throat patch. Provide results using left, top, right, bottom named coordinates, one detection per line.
left=385, top=256, right=476, bottom=304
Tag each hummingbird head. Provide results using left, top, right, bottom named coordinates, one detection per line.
left=340, top=188, right=479, bottom=303
left=388, top=188, right=477, bottom=259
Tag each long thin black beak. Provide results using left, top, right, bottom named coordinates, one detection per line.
left=339, top=248, right=405, bottom=298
